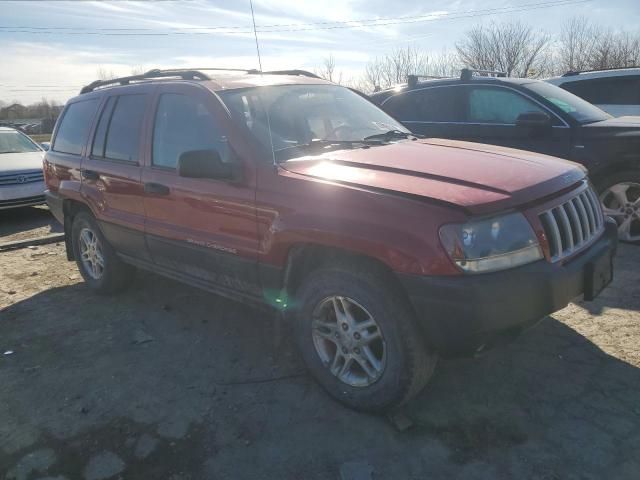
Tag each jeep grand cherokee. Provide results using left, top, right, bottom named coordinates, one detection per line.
left=44, top=69, right=617, bottom=412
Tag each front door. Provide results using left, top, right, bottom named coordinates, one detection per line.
left=142, top=83, right=260, bottom=297
left=461, top=85, right=573, bottom=159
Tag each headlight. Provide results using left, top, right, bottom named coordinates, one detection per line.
left=439, top=212, right=543, bottom=273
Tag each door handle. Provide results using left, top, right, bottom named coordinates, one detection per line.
left=81, top=169, right=99, bottom=181
left=144, top=182, right=170, bottom=195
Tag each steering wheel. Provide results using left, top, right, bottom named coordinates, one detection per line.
left=326, top=125, right=353, bottom=141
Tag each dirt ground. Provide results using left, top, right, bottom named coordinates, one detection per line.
left=0, top=232, right=639, bottom=479
left=0, top=207, right=62, bottom=244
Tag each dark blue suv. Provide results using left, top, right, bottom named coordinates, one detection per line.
left=371, top=69, right=640, bottom=242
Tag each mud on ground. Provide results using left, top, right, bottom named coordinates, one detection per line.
left=1, top=242, right=639, bottom=479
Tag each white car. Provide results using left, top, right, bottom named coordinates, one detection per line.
left=0, top=127, right=46, bottom=209
left=546, top=68, right=640, bottom=117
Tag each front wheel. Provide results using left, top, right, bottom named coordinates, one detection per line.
left=597, top=170, right=640, bottom=243
left=294, top=267, right=437, bottom=413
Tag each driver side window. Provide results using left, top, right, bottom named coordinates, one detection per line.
left=468, top=87, right=546, bottom=124
left=152, top=93, right=232, bottom=169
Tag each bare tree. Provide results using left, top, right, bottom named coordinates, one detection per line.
left=456, top=21, right=551, bottom=77
left=556, top=17, right=640, bottom=73
left=358, top=46, right=460, bottom=92
left=590, top=29, right=640, bottom=70
left=557, top=17, right=598, bottom=73
left=96, top=66, right=117, bottom=80
left=315, top=55, right=343, bottom=84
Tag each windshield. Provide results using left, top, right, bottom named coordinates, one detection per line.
left=0, top=130, right=42, bottom=154
left=219, top=84, right=409, bottom=161
left=526, top=81, right=611, bottom=124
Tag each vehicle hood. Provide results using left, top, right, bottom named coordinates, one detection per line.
left=0, top=151, right=45, bottom=174
left=280, top=139, right=585, bottom=215
left=583, top=116, right=640, bottom=129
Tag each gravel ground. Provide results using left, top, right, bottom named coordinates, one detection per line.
left=0, top=207, right=62, bottom=244
left=0, top=241, right=639, bottom=479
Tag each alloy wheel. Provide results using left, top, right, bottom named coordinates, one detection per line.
left=79, top=227, right=105, bottom=280
left=600, top=182, right=640, bottom=242
left=311, top=296, right=386, bottom=387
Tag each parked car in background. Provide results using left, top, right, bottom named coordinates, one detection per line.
left=546, top=67, right=640, bottom=117
left=45, top=68, right=617, bottom=411
left=371, top=69, right=640, bottom=242
left=0, top=127, right=46, bottom=209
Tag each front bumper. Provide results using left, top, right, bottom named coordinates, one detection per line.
left=0, top=181, right=46, bottom=210
left=400, top=218, right=618, bottom=357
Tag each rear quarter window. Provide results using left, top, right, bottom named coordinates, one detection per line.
left=52, top=99, right=100, bottom=155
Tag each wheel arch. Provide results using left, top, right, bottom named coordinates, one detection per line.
left=62, top=199, right=94, bottom=260
left=590, top=159, right=640, bottom=191
left=278, top=243, right=412, bottom=314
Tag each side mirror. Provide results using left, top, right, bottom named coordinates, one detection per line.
left=177, top=149, right=238, bottom=180
left=516, top=111, right=552, bottom=129
left=39, top=142, right=51, bottom=151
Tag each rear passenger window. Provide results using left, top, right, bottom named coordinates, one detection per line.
left=468, top=87, right=546, bottom=124
left=53, top=99, right=99, bottom=155
left=103, top=95, right=148, bottom=162
left=152, top=93, right=231, bottom=169
left=384, top=87, right=463, bottom=122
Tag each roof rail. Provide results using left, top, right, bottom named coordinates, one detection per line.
left=80, top=68, right=217, bottom=94
left=562, top=65, right=640, bottom=77
left=407, top=74, right=449, bottom=88
left=460, top=68, right=507, bottom=80
left=79, top=67, right=321, bottom=94
left=261, top=69, right=321, bottom=79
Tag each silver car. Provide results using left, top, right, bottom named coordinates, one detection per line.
left=0, top=127, right=46, bottom=209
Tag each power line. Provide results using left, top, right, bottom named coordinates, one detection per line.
left=0, top=0, right=589, bottom=31
left=0, top=0, right=591, bottom=36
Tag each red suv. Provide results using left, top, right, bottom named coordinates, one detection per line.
left=44, top=69, right=617, bottom=412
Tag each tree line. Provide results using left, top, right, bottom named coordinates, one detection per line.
left=317, top=16, right=640, bottom=92
left=0, top=98, right=62, bottom=121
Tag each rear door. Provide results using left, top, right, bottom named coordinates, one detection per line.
left=81, top=86, right=153, bottom=260
left=461, top=85, right=573, bottom=159
left=381, top=85, right=467, bottom=139
left=142, top=83, right=260, bottom=296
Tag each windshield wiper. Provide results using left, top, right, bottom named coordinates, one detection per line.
left=362, top=130, right=421, bottom=142
left=275, top=139, right=358, bottom=162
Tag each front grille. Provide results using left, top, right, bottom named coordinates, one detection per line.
left=539, top=186, right=604, bottom=262
left=0, top=195, right=45, bottom=209
left=0, top=171, right=44, bottom=186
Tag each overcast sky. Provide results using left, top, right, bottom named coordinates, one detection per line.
left=1, top=0, right=638, bottom=104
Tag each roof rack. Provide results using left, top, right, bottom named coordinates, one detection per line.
left=407, top=74, right=449, bottom=88
left=80, top=68, right=219, bottom=94
left=460, top=68, right=507, bottom=81
left=562, top=65, right=640, bottom=77
left=80, top=67, right=321, bottom=94
left=261, top=69, right=321, bottom=79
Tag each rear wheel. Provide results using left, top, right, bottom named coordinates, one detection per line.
left=294, top=266, right=437, bottom=412
left=71, top=211, right=134, bottom=293
left=597, top=170, right=640, bottom=243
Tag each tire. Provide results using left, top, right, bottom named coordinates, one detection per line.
left=595, top=170, right=640, bottom=244
left=71, top=211, right=134, bottom=294
left=294, top=266, right=437, bottom=413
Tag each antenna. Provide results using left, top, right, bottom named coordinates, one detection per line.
left=249, top=0, right=263, bottom=71
left=248, top=0, right=277, bottom=167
